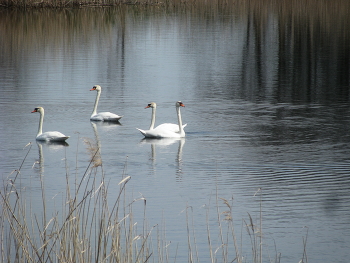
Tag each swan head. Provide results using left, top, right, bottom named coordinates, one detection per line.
left=90, top=85, right=102, bottom=92
left=176, top=101, right=185, bottom=107
left=31, top=107, right=44, bottom=113
left=145, top=102, right=157, bottom=109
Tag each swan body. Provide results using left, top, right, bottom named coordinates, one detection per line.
left=90, top=85, right=123, bottom=121
left=144, top=102, right=187, bottom=132
left=137, top=101, right=186, bottom=138
left=31, top=107, right=70, bottom=142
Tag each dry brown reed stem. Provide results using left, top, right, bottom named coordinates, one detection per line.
left=220, top=197, right=242, bottom=263
left=185, top=205, right=194, bottom=262
left=215, top=192, right=228, bottom=262
left=0, top=143, right=42, bottom=262
left=254, top=188, right=263, bottom=263
left=205, top=198, right=214, bottom=263
left=0, top=0, right=348, bottom=59
left=0, top=142, right=308, bottom=262
left=0, top=140, right=155, bottom=262
left=243, top=188, right=264, bottom=263
left=0, top=0, right=349, bottom=20
left=84, top=137, right=102, bottom=168
left=301, top=227, right=309, bottom=263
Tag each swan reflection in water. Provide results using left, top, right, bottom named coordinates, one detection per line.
left=35, top=140, right=69, bottom=176
left=139, top=138, right=185, bottom=177
left=87, top=121, right=121, bottom=167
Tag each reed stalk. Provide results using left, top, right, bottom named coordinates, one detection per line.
left=1, top=0, right=349, bottom=11
left=0, top=139, right=308, bottom=262
left=0, top=141, right=154, bottom=262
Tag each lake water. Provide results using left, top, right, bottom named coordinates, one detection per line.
left=1, top=2, right=350, bottom=262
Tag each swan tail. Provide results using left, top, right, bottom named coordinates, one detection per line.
left=136, top=128, right=162, bottom=138
left=52, top=136, right=70, bottom=142
left=106, top=117, right=122, bottom=122
left=108, top=115, right=123, bottom=121
left=136, top=128, right=146, bottom=136
left=91, top=113, right=123, bottom=122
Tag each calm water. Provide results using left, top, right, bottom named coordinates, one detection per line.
left=1, top=2, right=350, bottom=262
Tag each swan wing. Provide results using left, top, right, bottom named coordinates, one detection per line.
left=137, top=126, right=185, bottom=138
left=155, top=123, right=187, bottom=132
left=138, top=100, right=186, bottom=138
left=137, top=128, right=163, bottom=139
left=37, top=131, right=70, bottom=142
left=91, top=112, right=123, bottom=122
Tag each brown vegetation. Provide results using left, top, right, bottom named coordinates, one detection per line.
left=0, top=0, right=349, bottom=12
left=0, top=141, right=302, bottom=262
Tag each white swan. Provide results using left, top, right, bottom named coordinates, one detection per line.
left=31, top=107, right=70, bottom=142
left=137, top=101, right=186, bottom=138
left=145, top=102, right=187, bottom=131
left=90, top=85, right=123, bottom=121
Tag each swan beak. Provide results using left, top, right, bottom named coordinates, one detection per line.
left=145, top=105, right=151, bottom=109
left=90, top=88, right=95, bottom=91
left=180, top=103, right=185, bottom=107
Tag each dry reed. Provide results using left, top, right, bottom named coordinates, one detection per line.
left=1, top=0, right=350, bottom=13
left=0, top=141, right=156, bottom=262
left=0, top=140, right=308, bottom=262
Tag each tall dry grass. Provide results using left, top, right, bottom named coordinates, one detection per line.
left=0, top=141, right=156, bottom=262
left=0, top=139, right=308, bottom=262
left=0, top=0, right=350, bottom=13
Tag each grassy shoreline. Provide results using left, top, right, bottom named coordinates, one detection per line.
left=0, top=0, right=164, bottom=8
left=1, top=0, right=208, bottom=8
left=1, top=0, right=349, bottom=9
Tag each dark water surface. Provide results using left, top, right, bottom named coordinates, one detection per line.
left=1, top=2, right=350, bottom=262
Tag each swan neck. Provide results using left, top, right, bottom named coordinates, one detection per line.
left=91, top=122, right=101, bottom=151
left=177, top=105, right=184, bottom=134
left=150, top=107, right=156, bottom=130
left=37, top=110, right=44, bottom=137
left=92, top=89, right=101, bottom=116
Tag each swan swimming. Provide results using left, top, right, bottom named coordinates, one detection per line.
left=144, top=102, right=187, bottom=131
left=90, top=85, right=123, bottom=122
left=137, top=101, right=186, bottom=138
left=31, top=107, right=70, bottom=142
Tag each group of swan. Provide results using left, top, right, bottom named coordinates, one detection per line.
left=31, top=85, right=186, bottom=142
left=136, top=101, right=186, bottom=138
